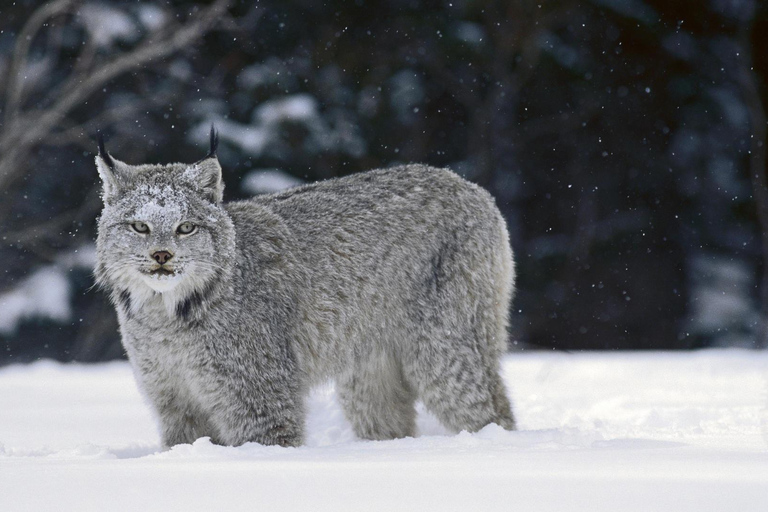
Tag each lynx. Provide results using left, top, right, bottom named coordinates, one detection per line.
left=95, top=128, right=516, bottom=447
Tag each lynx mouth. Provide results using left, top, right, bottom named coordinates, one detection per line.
left=146, top=267, right=176, bottom=277
left=139, top=266, right=183, bottom=292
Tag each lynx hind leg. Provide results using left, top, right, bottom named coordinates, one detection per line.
left=487, top=366, right=516, bottom=430
left=337, top=351, right=417, bottom=440
left=408, top=236, right=516, bottom=433
left=405, top=326, right=514, bottom=434
left=486, top=223, right=517, bottom=431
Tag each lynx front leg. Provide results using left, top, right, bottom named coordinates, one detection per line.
left=158, top=404, right=215, bottom=448
left=143, top=381, right=219, bottom=447
left=131, top=363, right=218, bottom=448
left=217, top=409, right=304, bottom=447
left=138, top=382, right=218, bottom=448
left=210, top=393, right=305, bottom=447
left=204, top=367, right=306, bottom=447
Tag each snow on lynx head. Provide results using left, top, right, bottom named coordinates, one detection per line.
left=94, top=129, right=236, bottom=315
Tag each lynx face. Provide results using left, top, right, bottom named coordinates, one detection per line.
left=100, top=180, right=224, bottom=293
left=95, top=139, right=235, bottom=314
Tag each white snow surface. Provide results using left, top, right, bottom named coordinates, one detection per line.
left=0, top=350, right=766, bottom=511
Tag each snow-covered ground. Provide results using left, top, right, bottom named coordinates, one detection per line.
left=1, top=350, right=766, bottom=511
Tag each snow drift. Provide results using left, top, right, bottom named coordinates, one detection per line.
left=0, top=350, right=766, bottom=511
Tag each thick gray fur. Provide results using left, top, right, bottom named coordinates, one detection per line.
left=95, top=144, right=516, bottom=448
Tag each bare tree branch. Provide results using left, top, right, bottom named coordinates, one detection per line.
left=6, top=186, right=101, bottom=242
left=45, top=91, right=176, bottom=147
left=3, top=0, right=79, bottom=125
left=0, top=0, right=233, bottom=197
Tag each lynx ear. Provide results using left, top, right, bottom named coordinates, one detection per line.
left=190, top=125, right=224, bottom=203
left=191, top=157, right=224, bottom=203
left=95, top=134, right=130, bottom=200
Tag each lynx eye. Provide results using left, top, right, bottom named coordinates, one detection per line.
left=130, top=221, right=150, bottom=234
left=176, top=222, right=197, bottom=236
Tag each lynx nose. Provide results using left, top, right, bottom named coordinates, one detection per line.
left=152, top=250, right=173, bottom=265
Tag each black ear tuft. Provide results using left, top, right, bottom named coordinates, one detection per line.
left=206, top=124, right=219, bottom=159
left=97, top=133, right=116, bottom=170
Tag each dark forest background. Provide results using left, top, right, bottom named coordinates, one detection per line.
left=2, top=0, right=768, bottom=364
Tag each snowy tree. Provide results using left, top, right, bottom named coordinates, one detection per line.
left=2, top=0, right=768, bottom=362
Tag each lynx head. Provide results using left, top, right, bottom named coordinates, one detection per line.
left=94, top=127, right=235, bottom=316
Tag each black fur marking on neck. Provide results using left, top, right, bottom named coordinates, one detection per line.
left=97, top=133, right=116, bottom=170
left=117, top=289, right=132, bottom=317
left=176, top=279, right=218, bottom=321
